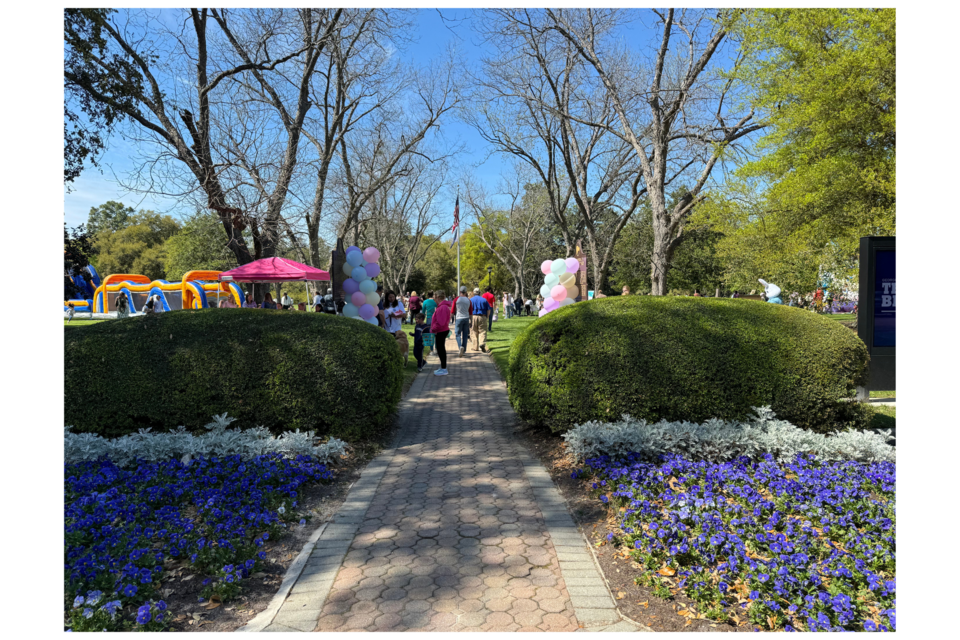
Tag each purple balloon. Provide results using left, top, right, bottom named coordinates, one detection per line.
left=365, top=262, right=381, bottom=278
left=544, top=297, right=560, bottom=311
left=346, top=245, right=361, bottom=255
left=342, top=279, right=360, bottom=295
left=351, top=291, right=367, bottom=307
left=358, top=303, right=376, bottom=320
left=565, top=257, right=580, bottom=273
left=362, top=247, right=381, bottom=263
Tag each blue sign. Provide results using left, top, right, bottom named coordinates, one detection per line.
left=873, top=250, right=895, bottom=347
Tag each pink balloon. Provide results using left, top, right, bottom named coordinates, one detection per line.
left=541, top=260, right=552, bottom=275
left=364, top=262, right=381, bottom=278
left=362, top=247, right=381, bottom=263
left=342, top=279, right=359, bottom=295
left=565, top=257, right=579, bottom=273
left=551, top=284, right=567, bottom=302
left=544, top=297, right=559, bottom=311
left=351, top=291, right=367, bottom=307
left=358, top=303, right=376, bottom=320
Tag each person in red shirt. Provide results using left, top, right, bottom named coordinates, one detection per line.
left=482, top=287, right=496, bottom=333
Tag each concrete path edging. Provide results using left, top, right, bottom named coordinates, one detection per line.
left=237, top=522, right=328, bottom=632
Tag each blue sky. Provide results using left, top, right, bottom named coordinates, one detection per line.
left=64, top=9, right=497, bottom=230
left=63, top=8, right=735, bottom=237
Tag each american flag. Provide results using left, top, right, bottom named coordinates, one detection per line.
left=449, top=196, right=460, bottom=247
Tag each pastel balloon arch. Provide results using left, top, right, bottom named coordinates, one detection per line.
left=538, top=257, right=580, bottom=316
left=341, top=246, right=382, bottom=325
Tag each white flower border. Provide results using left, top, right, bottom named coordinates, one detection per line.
left=65, top=413, right=348, bottom=467
left=562, top=406, right=895, bottom=464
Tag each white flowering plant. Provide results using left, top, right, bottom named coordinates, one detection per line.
left=65, top=412, right=349, bottom=467
left=561, top=406, right=894, bottom=464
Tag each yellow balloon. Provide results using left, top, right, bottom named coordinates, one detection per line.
left=559, top=272, right=575, bottom=286
left=365, top=292, right=380, bottom=306
left=565, top=285, right=578, bottom=299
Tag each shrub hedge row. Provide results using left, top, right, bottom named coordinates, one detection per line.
left=507, top=297, right=870, bottom=434
left=64, top=309, right=404, bottom=440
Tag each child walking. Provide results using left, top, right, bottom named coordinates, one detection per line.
left=410, top=312, right=427, bottom=372
left=67, top=302, right=76, bottom=322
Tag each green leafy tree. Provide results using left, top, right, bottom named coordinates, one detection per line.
left=459, top=226, right=511, bottom=294
left=409, top=238, right=457, bottom=295
left=63, top=9, right=143, bottom=185
left=86, top=201, right=135, bottom=237
left=94, top=211, right=181, bottom=280
left=728, top=9, right=896, bottom=255
left=164, top=212, right=237, bottom=281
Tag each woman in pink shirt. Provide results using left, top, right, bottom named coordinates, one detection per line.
left=430, top=290, right=453, bottom=376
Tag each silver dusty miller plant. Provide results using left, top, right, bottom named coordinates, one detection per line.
left=562, top=406, right=895, bottom=464
left=65, top=413, right=348, bottom=467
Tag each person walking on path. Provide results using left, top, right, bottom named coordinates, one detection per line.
left=469, top=287, right=490, bottom=353
left=430, top=290, right=452, bottom=376
left=482, top=287, right=496, bottom=333
left=453, top=285, right=472, bottom=357
left=407, top=291, right=421, bottom=324
left=504, top=291, right=514, bottom=318
left=421, top=291, right=437, bottom=356
left=409, top=312, right=427, bottom=372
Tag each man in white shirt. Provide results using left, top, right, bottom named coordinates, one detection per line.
left=281, top=292, right=294, bottom=310
left=313, top=290, right=323, bottom=312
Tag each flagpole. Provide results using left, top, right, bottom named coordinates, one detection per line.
left=456, top=186, right=461, bottom=295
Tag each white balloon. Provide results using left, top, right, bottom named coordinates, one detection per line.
left=343, top=302, right=359, bottom=317
left=560, top=297, right=575, bottom=306
left=365, top=316, right=379, bottom=325
left=540, top=284, right=552, bottom=298
left=365, top=292, right=380, bottom=306
left=342, top=262, right=353, bottom=278
left=551, top=258, right=567, bottom=275
left=545, top=273, right=559, bottom=287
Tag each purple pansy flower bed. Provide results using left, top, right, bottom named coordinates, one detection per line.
left=64, top=453, right=333, bottom=631
left=574, top=452, right=894, bottom=632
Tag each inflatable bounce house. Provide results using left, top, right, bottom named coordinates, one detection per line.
left=63, top=265, right=101, bottom=313
left=64, top=270, right=244, bottom=314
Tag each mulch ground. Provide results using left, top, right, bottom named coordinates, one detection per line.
left=511, top=419, right=756, bottom=633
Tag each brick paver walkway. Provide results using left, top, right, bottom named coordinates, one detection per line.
left=258, top=332, right=635, bottom=632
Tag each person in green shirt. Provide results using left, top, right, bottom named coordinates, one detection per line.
left=421, top=291, right=437, bottom=356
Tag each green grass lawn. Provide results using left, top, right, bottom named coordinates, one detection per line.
left=64, top=318, right=104, bottom=327
left=867, top=404, right=896, bottom=430
left=484, top=314, right=539, bottom=382
left=825, top=313, right=856, bottom=322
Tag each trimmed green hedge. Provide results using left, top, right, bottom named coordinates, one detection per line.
left=64, top=309, right=404, bottom=440
left=507, top=297, right=869, bottom=434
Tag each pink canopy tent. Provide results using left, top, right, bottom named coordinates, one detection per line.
left=218, top=257, right=330, bottom=283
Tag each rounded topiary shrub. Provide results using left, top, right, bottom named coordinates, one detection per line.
left=65, top=309, right=404, bottom=440
left=507, top=297, right=869, bottom=434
